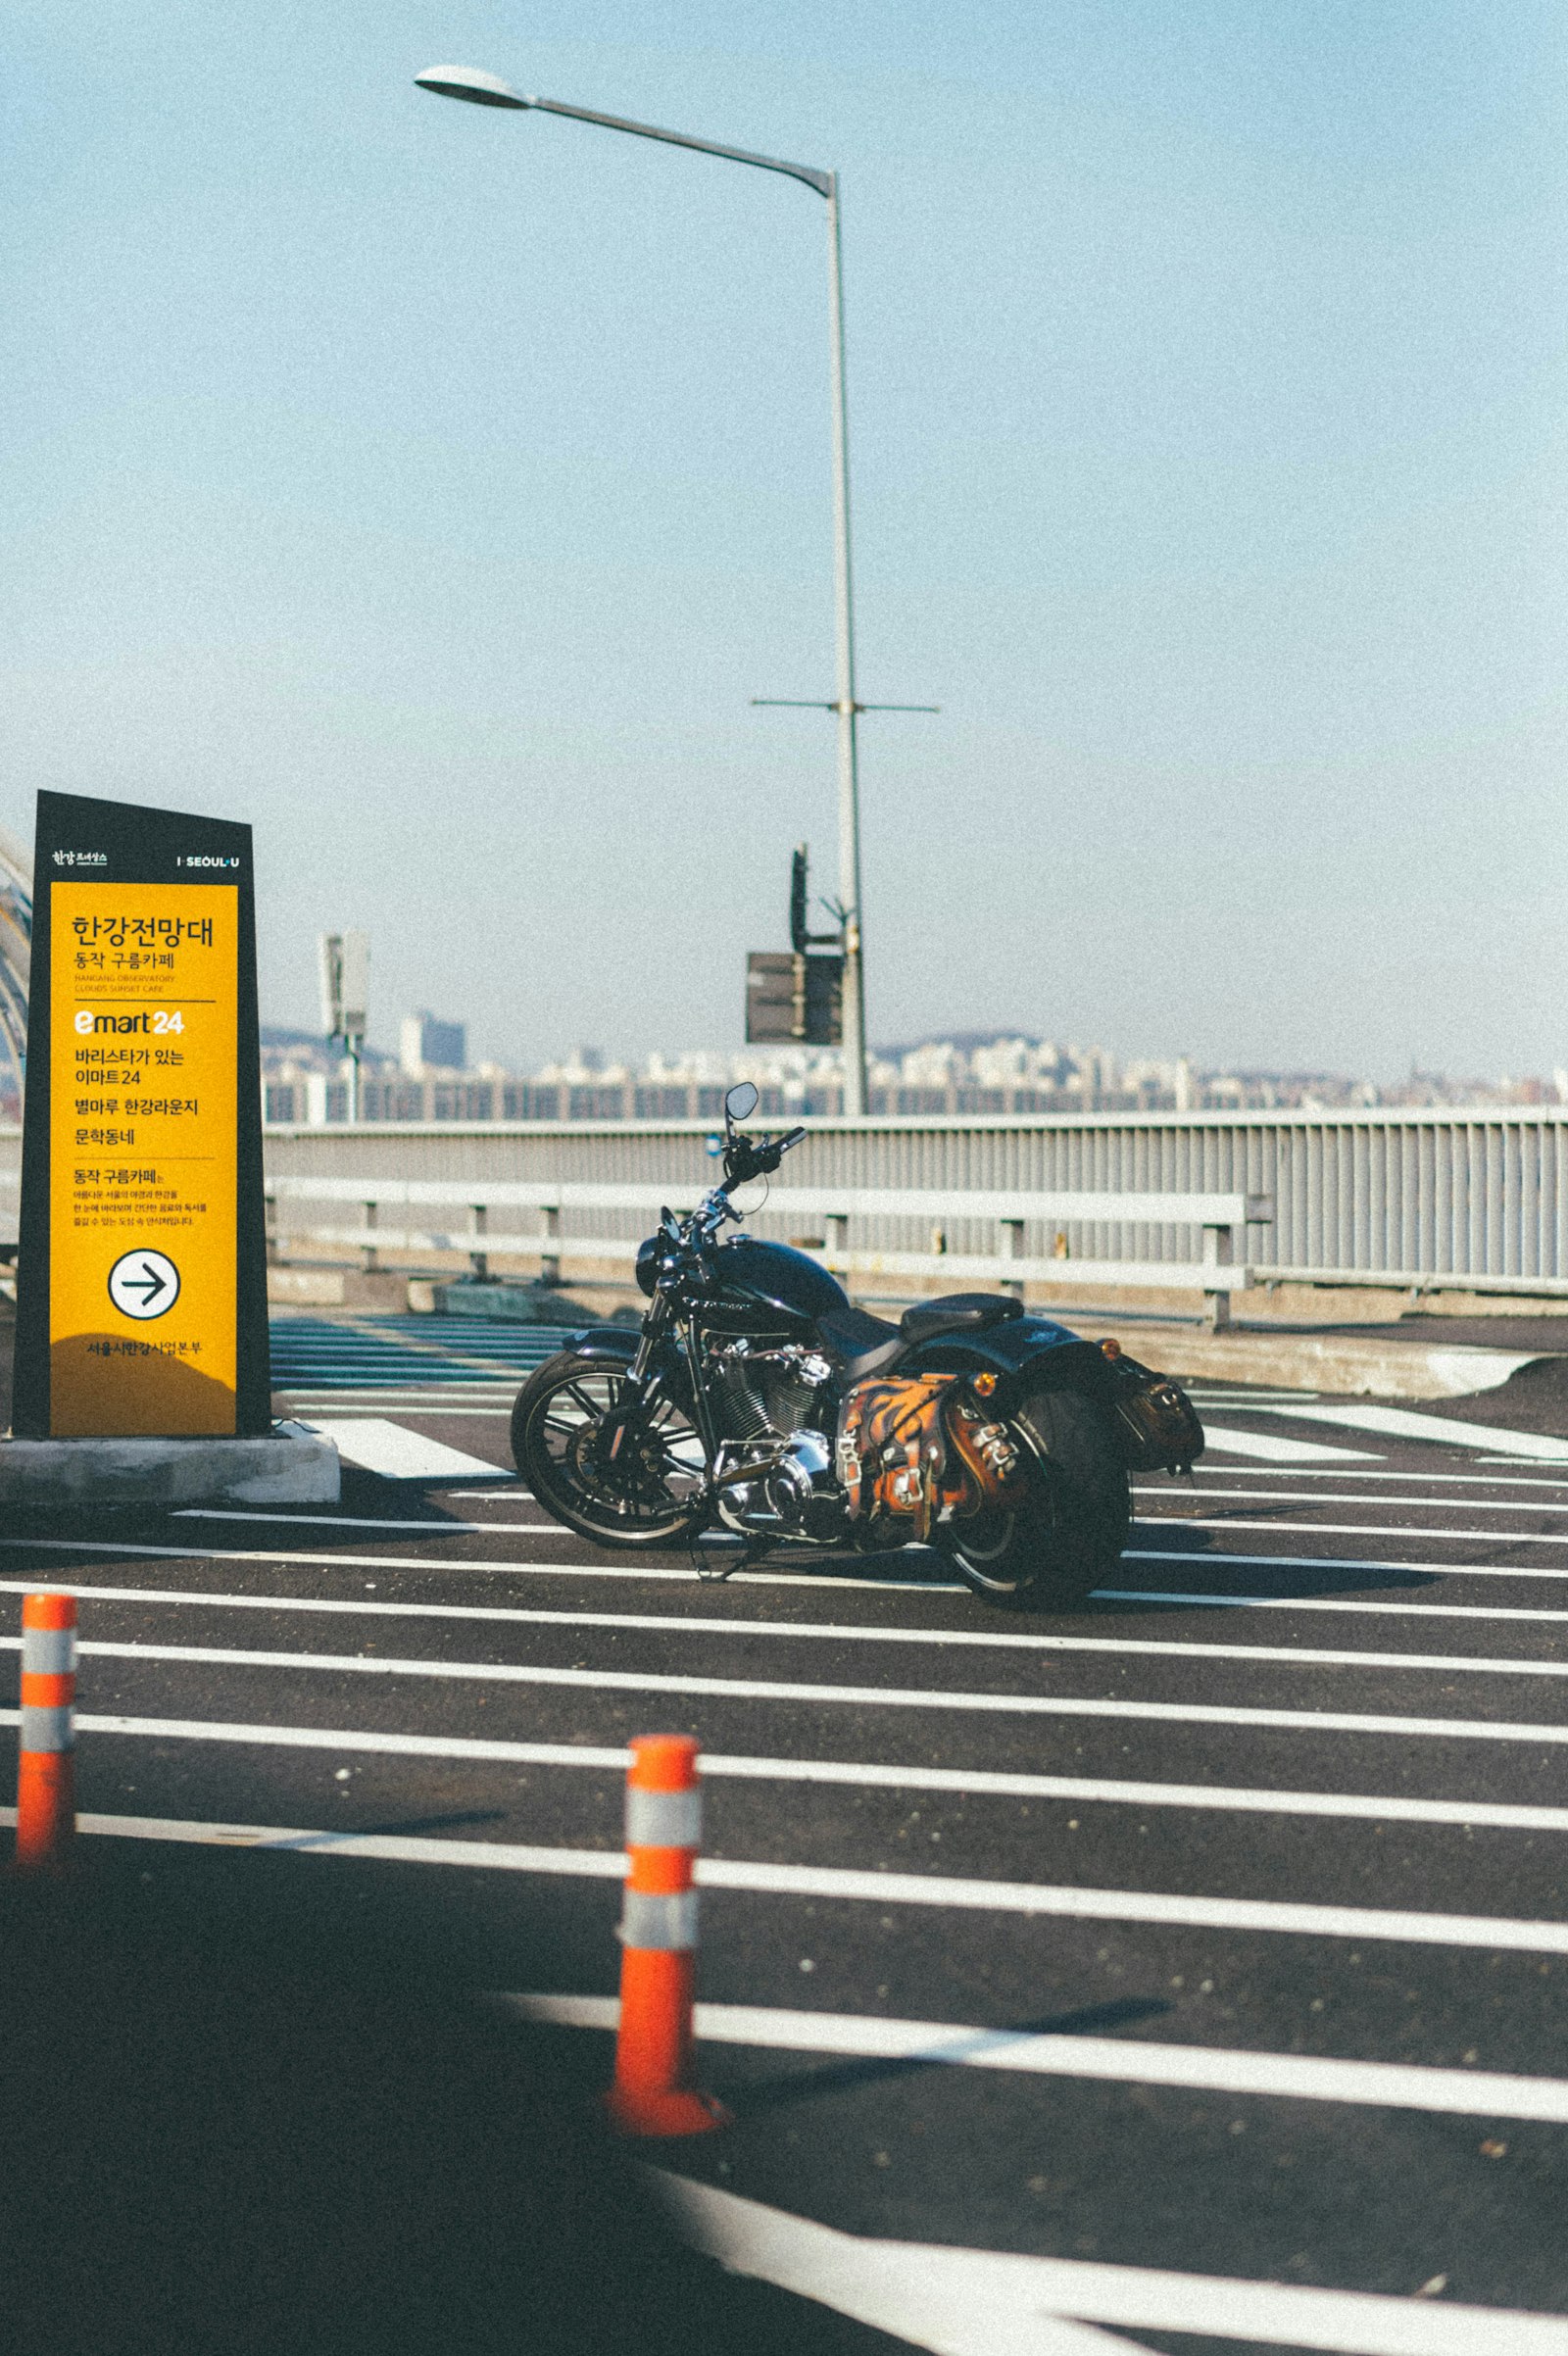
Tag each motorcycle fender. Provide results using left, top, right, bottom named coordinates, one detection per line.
left=899, top=1316, right=1115, bottom=1410
left=567, top=1324, right=696, bottom=1413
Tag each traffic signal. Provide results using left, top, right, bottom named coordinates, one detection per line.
left=746, top=845, right=843, bottom=1044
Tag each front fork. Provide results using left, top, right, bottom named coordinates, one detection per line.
left=624, top=1295, right=723, bottom=1487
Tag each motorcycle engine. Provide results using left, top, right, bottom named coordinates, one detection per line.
left=707, top=1341, right=844, bottom=1540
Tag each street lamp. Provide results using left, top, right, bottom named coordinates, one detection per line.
left=415, top=62, right=883, bottom=1114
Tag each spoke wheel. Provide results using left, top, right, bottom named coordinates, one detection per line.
left=512, top=1352, right=708, bottom=1548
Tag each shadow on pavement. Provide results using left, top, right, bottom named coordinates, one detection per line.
left=731, top=1995, right=1171, bottom=2118
left=0, top=1855, right=903, bottom=2356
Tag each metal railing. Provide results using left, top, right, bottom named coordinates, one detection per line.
left=3, top=1108, right=1566, bottom=1306
left=263, top=1173, right=1270, bottom=1328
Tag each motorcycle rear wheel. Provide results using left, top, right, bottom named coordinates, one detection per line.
left=938, top=1389, right=1128, bottom=1610
left=511, top=1352, right=708, bottom=1548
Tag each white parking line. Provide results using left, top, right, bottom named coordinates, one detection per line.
left=1135, top=1485, right=1568, bottom=1512
left=1104, top=1588, right=1568, bottom=1627
left=1144, top=1516, right=1568, bottom=1546
left=511, top=1990, right=1568, bottom=2124
left=8, top=1531, right=1568, bottom=1596
left=16, top=1802, right=1568, bottom=1954
left=14, top=1571, right=1568, bottom=1646
left=1131, top=1548, right=1568, bottom=1585
left=0, top=1538, right=965, bottom=1595
left=654, top=2176, right=1568, bottom=2356
left=33, top=1704, right=1568, bottom=1832
left=9, top=1607, right=1568, bottom=1686
left=19, top=1632, right=1568, bottom=1740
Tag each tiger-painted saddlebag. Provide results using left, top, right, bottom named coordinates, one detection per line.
left=1102, top=1351, right=1204, bottom=1472
left=835, top=1373, right=1024, bottom=1542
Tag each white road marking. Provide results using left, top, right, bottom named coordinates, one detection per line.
left=1255, top=1403, right=1568, bottom=1462
left=0, top=1537, right=967, bottom=1595
left=294, top=1408, right=517, bottom=1419
left=1131, top=1547, right=1568, bottom=1585
left=653, top=2174, right=1568, bottom=2356
left=34, top=1702, right=1568, bottom=1832
left=10, top=1529, right=1568, bottom=1599
left=13, top=1570, right=1567, bottom=1646
left=511, top=1990, right=1568, bottom=2124
left=1145, top=1515, right=1568, bottom=1547
left=1104, top=1587, right=1568, bottom=1627
left=17, top=1630, right=1568, bottom=1740
left=13, top=1802, right=1568, bottom=1954
left=172, top=1512, right=532, bottom=1534
left=298, top=1419, right=509, bottom=1478
left=1136, top=1484, right=1568, bottom=1512
left=1143, top=1468, right=1568, bottom=1494
left=1198, top=1427, right=1381, bottom=1463
left=8, top=1605, right=1566, bottom=1686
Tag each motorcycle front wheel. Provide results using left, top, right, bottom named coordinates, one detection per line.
left=937, top=1390, right=1129, bottom=1610
left=511, top=1352, right=708, bottom=1548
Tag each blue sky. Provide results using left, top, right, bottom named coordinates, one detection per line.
left=3, top=2, right=1563, bottom=1075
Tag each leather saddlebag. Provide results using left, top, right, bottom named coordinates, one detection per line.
left=1104, top=1354, right=1204, bottom=1472
left=836, top=1374, right=1022, bottom=1540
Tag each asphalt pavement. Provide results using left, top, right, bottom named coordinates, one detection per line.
left=5, top=1309, right=1568, bottom=2353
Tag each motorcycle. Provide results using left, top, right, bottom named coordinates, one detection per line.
left=510, top=1083, right=1204, bottom=1609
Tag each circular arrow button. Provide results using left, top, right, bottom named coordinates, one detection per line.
left=108, top=1249, right=181, bottom=1322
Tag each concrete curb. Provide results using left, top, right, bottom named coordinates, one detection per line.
left=0, top=1421, right=340, bottom=1508
left=1092, top=1323, right=1555, bottom=1400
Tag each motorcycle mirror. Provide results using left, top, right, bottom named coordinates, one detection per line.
left=725, top=1080, right=759, bottom=1125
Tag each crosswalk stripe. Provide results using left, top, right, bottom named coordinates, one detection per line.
left=27, top=1705, right=1568, bottom=1832
left=12, top=1802, right=1568, bottom=1955
left=509, top=1991, right=1568, bottom=2124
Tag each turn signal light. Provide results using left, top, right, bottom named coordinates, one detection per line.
left=971, top=1371, right=998, bottom=1398
left=1099, top=1338, right=1122, bottom=1359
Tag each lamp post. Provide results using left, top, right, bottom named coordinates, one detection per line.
left=415, top=64, right=876, bottom=1114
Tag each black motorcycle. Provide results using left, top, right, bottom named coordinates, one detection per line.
left=511, top=1084, right=1203, bottom=1609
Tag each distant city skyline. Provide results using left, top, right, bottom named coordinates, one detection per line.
left=259, top=1016, right=1568, bottom=1121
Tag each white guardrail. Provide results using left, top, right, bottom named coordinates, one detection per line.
left=263, top=1176, right=1273, bottom=1330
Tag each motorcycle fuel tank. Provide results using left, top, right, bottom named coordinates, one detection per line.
left=707, top=1236, right=851, bottom=1329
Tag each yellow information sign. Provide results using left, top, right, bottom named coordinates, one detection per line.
left=14, top=791, right=270, bottom=1443
left=49, top=883, right=239, bottom=1435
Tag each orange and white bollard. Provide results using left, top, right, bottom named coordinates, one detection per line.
left=606, top=1734, right=730, bottom=2137
left=15, top=1592, right=76, bottom=1870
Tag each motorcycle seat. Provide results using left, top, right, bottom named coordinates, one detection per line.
left=899, top=1293, right=1025, bottom=1346
left=816, top=1304, right=906, bottom=1385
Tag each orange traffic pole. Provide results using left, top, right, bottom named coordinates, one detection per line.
left=16, top=1592, right=76, bottom=1870
left=606, top=1734, right=730, bottom=2137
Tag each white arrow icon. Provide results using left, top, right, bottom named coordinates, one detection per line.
left=108, top=1249, right=181, bottom=1322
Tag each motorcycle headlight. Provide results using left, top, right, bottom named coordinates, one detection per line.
left=635, top=1236, right=660, bottom=1298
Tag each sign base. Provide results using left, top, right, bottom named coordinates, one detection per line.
left=0, top=1422, right=338, bottom=1510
